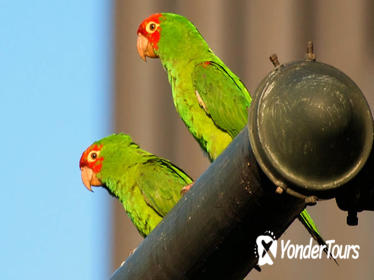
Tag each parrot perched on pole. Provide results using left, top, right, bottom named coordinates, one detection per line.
left=79, top=133, right=192, bottom=237
left=136, top=12, right=327, bottom=250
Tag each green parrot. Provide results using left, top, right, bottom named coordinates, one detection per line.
left=136, top=13, right=327, bottom=250
left=79, top=133, right=192, bottom=237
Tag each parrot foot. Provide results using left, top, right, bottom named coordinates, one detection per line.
left=129, top=247, right=137, bottom=256
left=120, top=247, right=138, bottom=267
left=181, top=183, right=194, bottom=195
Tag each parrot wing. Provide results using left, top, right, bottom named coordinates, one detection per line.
left=192, top=61, right=251, bottom=138
left=137, top=157, right=193, bottom=217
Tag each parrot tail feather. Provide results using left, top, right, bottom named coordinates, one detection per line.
left=298, top=210, right=338, bottom=265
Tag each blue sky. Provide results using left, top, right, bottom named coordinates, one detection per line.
left=0, top=1, right=113, bottom=279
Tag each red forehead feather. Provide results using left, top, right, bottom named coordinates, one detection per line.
left=137, top=13, right=162, bottom=35
left=137, top=13, right=162, bottom=50
left=79, top=144, right=103, bottom=171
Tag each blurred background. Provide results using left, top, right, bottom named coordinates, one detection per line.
left=1, top=0, right=112, bottom=279
left=1, top=0, right=373, bottom=279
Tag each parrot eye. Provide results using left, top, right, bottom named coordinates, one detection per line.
left=87, top=150, right=100, bottom=163
left=146, top=21, right=159, bottom=33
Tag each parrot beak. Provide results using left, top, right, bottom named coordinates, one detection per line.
left=137, top=33, right=158, bottom=62
left=80, top=166, right=102, bottom=192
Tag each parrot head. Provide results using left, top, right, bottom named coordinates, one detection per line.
left=79, top=144, right=104, bottom=191
left=79, top=134, right=135, bottom=192
left=137, top=13, right=206, bottom=62
left=137, top=13, right=162, bottom=61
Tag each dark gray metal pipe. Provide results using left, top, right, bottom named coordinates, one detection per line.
left=111, top=127, right=306, bottom=280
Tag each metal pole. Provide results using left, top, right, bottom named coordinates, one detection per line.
left=111, top=127, right=307, bottom=280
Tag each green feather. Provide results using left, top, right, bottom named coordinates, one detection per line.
left=192, top=61, right=251, bottom=138
left=153, top=13, right=328, bottom=250
left=92, top=133, right=192, bottom=237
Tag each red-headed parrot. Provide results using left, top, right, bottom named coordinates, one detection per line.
left=136, top=13, right=328, bottom=251
left=79, top=133, right=192, bottom=237
left=137, top=13, right=249, bottom=161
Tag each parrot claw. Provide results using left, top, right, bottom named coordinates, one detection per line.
left=129, top=247, right=137, bottom=256
left=120, top=247, right=138, bottom=267
left=181, top=183, right=194, bottom=195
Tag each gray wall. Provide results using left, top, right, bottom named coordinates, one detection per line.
left=113, top=1, right=374, bottom=279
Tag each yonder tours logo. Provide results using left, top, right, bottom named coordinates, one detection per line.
left=255, top=231, right=360, bottom=266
